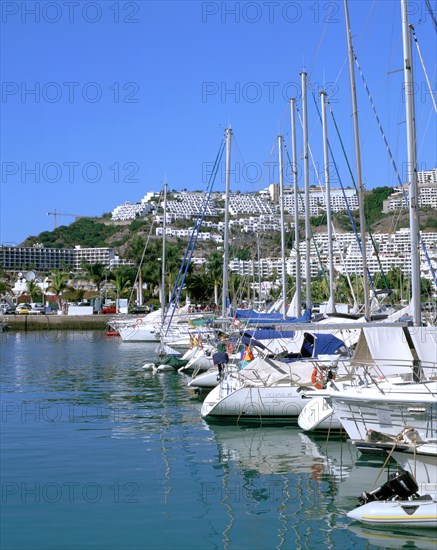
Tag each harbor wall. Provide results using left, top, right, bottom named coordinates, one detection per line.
left=2, top=315, right=111, bottom=331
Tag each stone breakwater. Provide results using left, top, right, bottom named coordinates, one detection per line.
left=2, top=315, right=110, bottom=331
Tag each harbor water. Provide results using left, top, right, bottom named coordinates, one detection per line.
left=1, top=331, right=435, bottom=550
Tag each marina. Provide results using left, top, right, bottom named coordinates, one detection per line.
left=1, top=332, right=436, bottom=549
left=1, top=0, right=436, bottom=548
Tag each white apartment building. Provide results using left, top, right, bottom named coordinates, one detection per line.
left=228, top=193, right=276, bottom=216
left=417, top=169, right=437, bottom=186
left=111, top=201, right=155, bottom=221
left=383, top=169, right=437, bottom=211
left=227, top=229, right=437, bottom=284
left=0, top=245, right=134, bottom=271
left=282, top=187, right=358, bottom=216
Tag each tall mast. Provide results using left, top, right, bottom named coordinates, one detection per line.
left=344, top=0, right=370, bottom=319
left=222, top=128, right=232, bottom=318
left=301, top=71, right=312, bottom=310
left=278, top=135, right=287, bottom=319
left=290, top=98, right=302, bottom=317
left=401, top=0, right=421, bottom=326
left=321, top=91, right=336, bottom=314
left=161, top=182, right=168, bottom=324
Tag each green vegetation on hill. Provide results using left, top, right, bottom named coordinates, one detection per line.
left=22, top=218, right=120, bottom=249
left=18, top=187, right=435, bottom=260
left=364, top=186, right=393, bottom=225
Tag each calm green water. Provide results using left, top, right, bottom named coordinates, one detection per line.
left=0, top=331, right=434, bottom=550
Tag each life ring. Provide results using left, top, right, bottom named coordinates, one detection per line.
left=226, top=342, right=235, bottom=354
left=136, top=318, right=143, bottom=325
left=311, top=367, right=326, bottom=390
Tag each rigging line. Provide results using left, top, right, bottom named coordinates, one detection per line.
left=306, top=82, right=381, bottom=299
left=163, top=138, right=225, bottom=332
left=309, top=18, right=329, bottom=80
left=417, top=103, right=436, bottom=159
left=355, top=55, right=437, bottom=289
left=327, top=0, right=378, bottom=93
left=288, top=133, right=359, bottom=307
left=411, top=26, right=437, bottom=113
left=424, top=0, right=437, bottom=32
left=165, top=163, right=222, bottom=330
left=127, top=188, right=164, bottom=307
left=325, top=102, right=382, bottom=298
left=283, top=141, right=328, bottom=286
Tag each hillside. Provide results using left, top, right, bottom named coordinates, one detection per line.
left=20, top=187, right=436, bottom=262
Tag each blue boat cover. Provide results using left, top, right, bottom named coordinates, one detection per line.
left=241, top=330, right=345, bottom=356
left=233, top=308, right=312, bottom=324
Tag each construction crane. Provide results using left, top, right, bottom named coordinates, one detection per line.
left=47, top=209, right=86, bottom=230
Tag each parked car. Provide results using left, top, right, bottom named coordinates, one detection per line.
left=0, top=303, right=15, bottom=314
left=16, top=303, right=32, bottom=314
left=29, top=303, right=45, bottom=314
left=130, top=305, right=151, bottom=314
left=101, top=305, right=117, bottom=314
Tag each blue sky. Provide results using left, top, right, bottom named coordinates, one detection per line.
left=1, top=0, right=435, bottom=245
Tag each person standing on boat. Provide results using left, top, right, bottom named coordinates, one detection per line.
left=213, top=337, right=229, bottom=381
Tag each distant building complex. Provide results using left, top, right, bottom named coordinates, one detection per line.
left=2, top=170, right=436, bottom=287
left=383, top=169, right=437, bottom=211
left=0, top=244, right=134, bottom=271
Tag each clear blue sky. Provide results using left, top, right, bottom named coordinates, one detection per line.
left=1, top=0, right=435, bottom=245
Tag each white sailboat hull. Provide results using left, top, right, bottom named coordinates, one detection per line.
left=326, top=381, right=437, bottom=443
left=201, top=381, right=319, bottom=419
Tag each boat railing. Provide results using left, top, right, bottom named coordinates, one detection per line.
left=340, top=358, right=437, bottom=395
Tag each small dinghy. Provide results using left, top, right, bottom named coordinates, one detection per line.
left=347, top=470, right=437, bottom=528
left=298, top=396, right=341, bottom=432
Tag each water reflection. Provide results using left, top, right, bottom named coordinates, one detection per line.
left=3, top=332, right=434, bottom=550
left=207, top=424, right=359, bottom=478
left=348, top=524, right=437, bottom=550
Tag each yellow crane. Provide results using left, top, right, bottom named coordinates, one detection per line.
left=47, top=209, right=86, bottom=230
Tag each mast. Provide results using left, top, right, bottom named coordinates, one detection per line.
left=290, top=98, right=302, bottom=317
left=401, top=0, right=421, bottom=326
left=344, top=0, right=370, bottom=319
left=222, top=128, right=232, bottom=318
left=301, top=71, right=312, bottom=310
left=161, top=182, right=168, bottom=324
left=321, top=91, right=336, bottom=314
left=278, top=135, right=287, bottom=319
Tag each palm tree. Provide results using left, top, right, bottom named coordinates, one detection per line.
left=82, top=262, right=107, bottom=294
left=27, top=279, right=41, bottom=302
left=205, top=251, right=223, bottom=306
left=111, top=270, right=132, bottom=303
left=185, top=271, right=214, bottom=303
left=47, top=272, right=70, bottom=308
left=0, top=278, right=12, bottom=297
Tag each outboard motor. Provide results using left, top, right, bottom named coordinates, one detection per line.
left=358, top=471, right=419, bottom=506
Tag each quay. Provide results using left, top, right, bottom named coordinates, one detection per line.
left=2, top=314, right=113, bottom=331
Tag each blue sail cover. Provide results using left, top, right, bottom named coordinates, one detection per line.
left=310, top=333, right=345, bottom=355
left=241, top=330, right=345, bottom=356
left=233, top=309, right=312, bottom=324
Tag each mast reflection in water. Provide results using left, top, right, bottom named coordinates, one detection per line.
left=1, top=331, right=431, bottom=550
